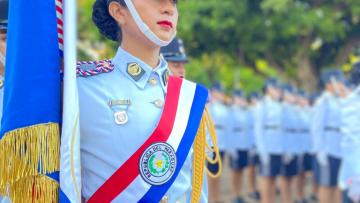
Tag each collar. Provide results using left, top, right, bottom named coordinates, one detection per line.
left=112, top=47, right=168, bottom=91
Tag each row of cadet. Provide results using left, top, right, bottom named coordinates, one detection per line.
left=206, top=63, right=360, bottom=203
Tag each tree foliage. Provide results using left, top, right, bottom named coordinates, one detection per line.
left=77, top=0, right=360, bottom=93
left=178, top=0, right=360, bottom=92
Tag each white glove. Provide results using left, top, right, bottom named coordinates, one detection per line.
left=260, top=153, right=270, bottom=165
left=348, top=176, right=360, bottom=202
left=283, top=154, right=293, bottom=164
left=316, top=152, right=328, bottom=166
left=228, top=150, right=238, bottom=160
left=249, top=148, right=257, bottom=157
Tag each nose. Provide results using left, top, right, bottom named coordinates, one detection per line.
left=160, top=0, right=176, bottom=16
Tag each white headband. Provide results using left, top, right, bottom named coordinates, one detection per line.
left=123, top=0, right=176, bottom=47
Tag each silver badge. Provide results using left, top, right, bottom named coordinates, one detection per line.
left=114, top=111, right=128, bottom=125
left=139, top=142, right=177, bottom=186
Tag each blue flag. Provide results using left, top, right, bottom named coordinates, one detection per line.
left=0, top=0, right=61, bottom=201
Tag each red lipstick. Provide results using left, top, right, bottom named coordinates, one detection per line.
left=157, top=20, right=173, bottom=28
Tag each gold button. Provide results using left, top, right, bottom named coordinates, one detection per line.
left=149, top=78, right=157, bottom=86
left=160, top=196, right=168, bottom=203
left=153, top=99, right=164, bottom=108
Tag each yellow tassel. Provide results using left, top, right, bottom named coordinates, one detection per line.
left=191, top=113, right=206, bottom=203
left=9, top=175, right=59, bottom=203
left=0, top=123, right=60, bottom=198
left=204, top=108, right=222, bottom=178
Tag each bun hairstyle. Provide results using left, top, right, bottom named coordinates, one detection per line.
left=92, top=0, right=126, bottom=42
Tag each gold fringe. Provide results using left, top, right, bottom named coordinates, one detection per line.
left=9, top=175, right=59, bottom=203
left=204, top=107, right=222, bottom=178
left=191, top=113, right=206, bottom=203
left=0, top=123, right=60, bottom=190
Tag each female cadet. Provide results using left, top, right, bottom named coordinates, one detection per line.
left=76, top=0, right=220, bottom=202
left=338, top=62, right=360, bottom=203
left=246, top=92, right=261, bottom=201
left=311, top=70, right=344, bottom=203
left=227, top=89, right=252, bottom=203
left=279, top=84, right=299, bottom=203
left=254, top=78, right=284, bottom=203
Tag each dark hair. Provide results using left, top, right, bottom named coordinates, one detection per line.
left=92, top=0, right=126, bottom=42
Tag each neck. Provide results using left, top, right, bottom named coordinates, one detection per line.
left=0, top=64, right=4, bottom=76
left=121, top=33, right=160, bottom=69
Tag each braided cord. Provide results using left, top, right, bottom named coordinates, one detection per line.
left=204, top=107, right=222, bottom=178
left=191, top=113, right=206, bottom=203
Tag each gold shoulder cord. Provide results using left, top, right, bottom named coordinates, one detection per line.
left=204, top=107, right=222, bottom=178
left=191, top=107, right=222, bottom=202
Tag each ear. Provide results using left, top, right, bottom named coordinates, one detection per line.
left=108, top=1, right=127, bottom=26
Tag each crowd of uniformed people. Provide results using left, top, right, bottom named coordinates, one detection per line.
left=207, top=65, right=360, bottom=203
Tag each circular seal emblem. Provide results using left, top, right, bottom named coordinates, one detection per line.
left=139, top=142, right=177, bottom=186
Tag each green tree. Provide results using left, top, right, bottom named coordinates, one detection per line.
left=77, top=0, right=360, bottom=93
left=178, top=0, right=360, bottom=91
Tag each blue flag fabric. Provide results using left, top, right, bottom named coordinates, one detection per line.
left=1, top=1, right=61, bottom=134
left=0, top=0, right=61, bottom=201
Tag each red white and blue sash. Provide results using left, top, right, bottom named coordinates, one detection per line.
left=88, top=76, right=208, bottom=203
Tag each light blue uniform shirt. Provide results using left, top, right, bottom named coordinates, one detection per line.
left=208, top=100, right=229, bottom=151
left=254, top=96, right=283, bottom=155
left=297, top=106, right=312, bottom=154
left=78, top=47, right=207, bottom=202
left=339, top=86, right=360, bottom=189
left=311, top=92, right=342, bottom=158
left=227, top=105, right=252, bottom=150
left=282, top=101, right=300, bottom=155
left=248, top=105, right=257, bottom=151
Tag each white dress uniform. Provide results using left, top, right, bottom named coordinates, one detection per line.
left=254, top=95, right=284, bottom=176
left=281, top=101, right=299, bottom=177
left=78, top=47, right=208, bottom=202
left=297, top=105, right=313, bottom=172
left=208, top=99, right=229, bottom=152
left=339, top=86, right=360, bottom=190
left=227, top=104, right=252, bottom=170
left=247, top=104, right=259, bottom=165
left=312, top=91, right=342, bottom=186
left=228, top=105, right=252, bottom=151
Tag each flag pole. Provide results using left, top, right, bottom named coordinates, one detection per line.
left=60, top=0, right=82, bottom=202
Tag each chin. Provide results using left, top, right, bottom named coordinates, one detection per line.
left=156, top=31, right=175, bottom=42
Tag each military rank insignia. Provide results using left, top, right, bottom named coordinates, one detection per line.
left=127, top=62, right=145, bottom=81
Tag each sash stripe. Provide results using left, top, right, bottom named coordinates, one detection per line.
left=88, top=77, right=183, bottom=203
left=113, top=79, right=197, bottom=202
left=138, top=84, right=208, bottom=203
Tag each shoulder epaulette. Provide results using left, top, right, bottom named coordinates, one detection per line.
left=76, top=59, right=115, bottom=77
